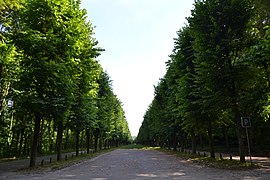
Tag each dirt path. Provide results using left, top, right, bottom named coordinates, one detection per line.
left=1, top=149, right=270, bottom=180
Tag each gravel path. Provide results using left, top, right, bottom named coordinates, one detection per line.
left=2, top=149, right=269, bottom=180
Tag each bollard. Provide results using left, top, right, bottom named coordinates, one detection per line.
left=230, top=155, right=232, bottom=161
left=50, top=157, right=52, bottom=163
left=41, top=159, right=44, bottom=166
left=65, top=155, right=67, bottom=160
left=204, top=152, right=206, bottom=157
left=220, top=153, right=223, bottom=160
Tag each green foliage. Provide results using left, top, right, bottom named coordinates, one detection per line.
left=0, top=0, right=131, bottom=166
left=137, top=0, right=270, bottom=162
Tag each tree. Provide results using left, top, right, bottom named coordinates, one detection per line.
left=12, top=0, right=101, bottom=166
left=0, top=0, right=132, bottom=162
left=0, top=0, right=22, bottom=141
left=186, top=0, right=252, bottom=161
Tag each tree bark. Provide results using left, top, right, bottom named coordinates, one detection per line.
left=173, top=134, right=177, bottom=151
left=86, top=129, right=90, bottom=153
left=80, top=130, right=84, bottom=149
left=199, top=133, right=204, bottom=149
left=30, top=113, right=41, bottom=167
left=18, top=129, right=24, bottom=156
left=48, top=120, right=53, bottom=152
left=65, top=128, right=69, bottom=150
left=207, top=120, right=215, bottom=158
left=223, top=126, right=230, bottom=152
left=94, top=135, right=98, bottom=152
left=38, top=118, right=45, bottom=154
left=75, top=129, right=80, bottom=157
left=191, top=133, right=196, bottom=154
left=23, top=133, right=28, bottom=155
left=56, top=120, right=63, bottom=161
left=180, top=136, right=184, bottom=152
left=99, top=136, right=102, bottom=150
left=232, top=83, right=245, bottom=162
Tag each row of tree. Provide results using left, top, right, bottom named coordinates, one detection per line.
left=0, top=0, right=132, bottom=167
left=137, top=0, right=270, bottom=162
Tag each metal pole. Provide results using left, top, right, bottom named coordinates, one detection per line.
left=245, top=127, right=252, bottom=163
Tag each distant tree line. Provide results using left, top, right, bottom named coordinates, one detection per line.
left=0, top=0, right=132, bottom=167
left=136, top=0, right=270, bottom=162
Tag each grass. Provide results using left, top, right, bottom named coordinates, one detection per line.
left=18, top=148, right=115, bottom=173
left=158, top=148, right=258, bottom=170
left=119, top=144, right=160, bottom=150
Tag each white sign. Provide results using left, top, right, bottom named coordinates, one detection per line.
left=7, top=98, right=13, bottom=108
left=241, top=117, right=251, bottom=128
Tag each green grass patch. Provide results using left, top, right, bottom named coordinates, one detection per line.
left=120, top=144, right=160, bottom=150
left=119, top=144, right=146, bottom=149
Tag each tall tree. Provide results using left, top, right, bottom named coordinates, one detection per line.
left=0, top=0, right=22, bottom=128
left=187, top=0, right=252, bottom=162
left=12, top=0, right=101, bottom=166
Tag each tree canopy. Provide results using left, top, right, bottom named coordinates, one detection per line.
left=137, top=0, right=270, bottom=162
left=0, top=0, right=131, bottom=167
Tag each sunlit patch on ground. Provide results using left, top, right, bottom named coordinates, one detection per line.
left=142, top=147, right=160, bottom=150
left=137, top=173, right=158, bottom=177
left=0, top=157, right=17, bottom=162
left=168, top=172, right=186, bottom=176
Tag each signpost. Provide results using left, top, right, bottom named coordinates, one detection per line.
left=7, top=98, right=13, bottom=109
left=241, top=117, right=252, bottom=163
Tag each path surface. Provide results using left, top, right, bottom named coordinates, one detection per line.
left=1, top=149, right=270, bottom=180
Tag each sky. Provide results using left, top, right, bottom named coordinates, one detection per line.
left=81, top=0, right=195, bottom=136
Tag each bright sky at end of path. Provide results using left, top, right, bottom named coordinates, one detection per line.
left=81, top=0, right=194, bottom=137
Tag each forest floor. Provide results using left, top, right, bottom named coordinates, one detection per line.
left=0, top=149, right=270, bottom=180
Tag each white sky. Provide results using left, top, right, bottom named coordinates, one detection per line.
left=81, top=0, right=194, bottom=136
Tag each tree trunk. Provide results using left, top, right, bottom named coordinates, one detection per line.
left=75, top=130, right=80, bottom=157
left=173, top=134, right=177, bottom=151
left=168, top=139, right=171, bottom=150
left=94, top=129, right=99, bottom=152
left=116, top=139, right=119, bottom=147
left=180, top=136, right=184, bottom=152
left=86, top=129, right=90, bottom=154
left=14, top=130, right=20, bottom=156
left=48, top=121, right=53, bottom=152
left=103, top=139, right=107, bottom=149
left=199, top=133, right=204, bottom=149
left=80, top=130, right=84, bottom=149
left=23, top=133, right=28, bottom=155
left=94, top=135, right=98, bottom=152
left=38, top=118, right=45, bottom=154
left=18, top=129, right=24, bottom=156
left=191, top=133, right=196, bottom=154
left=232, top=83, right=245, bottom=162
left=223, top=126, right=230, bottom=152
left=56, top=120, right=63, bottom=161
left=65, top=128, right=69, bottom=150
left=29, top=113, right=41, bottom=167
left=99, top=136, right=102, bottom=150
left=207, top=120, right=215, bottom=158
